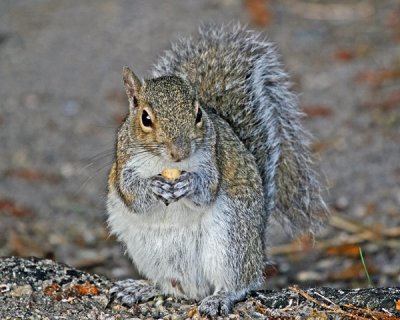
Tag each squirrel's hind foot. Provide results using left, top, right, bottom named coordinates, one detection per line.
left=198, top=292, right=234, bottom=317
left=110, top=279, right=161, bottom=306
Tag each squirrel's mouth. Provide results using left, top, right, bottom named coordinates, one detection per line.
left=159, top=148, right=204, bottom=171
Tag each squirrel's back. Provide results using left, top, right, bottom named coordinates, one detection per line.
left=152, top=24, right=327, bottom=234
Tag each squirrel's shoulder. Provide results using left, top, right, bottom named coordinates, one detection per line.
left=207, top=110, right=262, bottom=192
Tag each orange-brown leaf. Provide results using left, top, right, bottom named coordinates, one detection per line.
left=43, top=282, right=61, bottom=296
left=326, top=244, right=360, bottom=258
left=4, top=168, right=61, bottom=184
left=334, top=49, right=354, bottom=62
left=255, top=302, right=268, bottom=315
left=73, top=281, right=99, bottom=295
left=245, top=0, right=271, bottom=27
left=396, top=299, right=400, bottom=311
left=187, top=307, right=198, bottom=318
left=355, top=68, right=400, bottom=88
left=303, top=105, right=333, bottom=118
left=0, top=198, right=33, bottom=217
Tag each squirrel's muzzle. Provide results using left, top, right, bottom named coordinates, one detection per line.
left=167, top=140, right=191, bottom=162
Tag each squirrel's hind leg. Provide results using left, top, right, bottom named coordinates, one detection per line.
left=110, top=279, right=161, bottom=306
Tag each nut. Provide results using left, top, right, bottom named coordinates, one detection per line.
left=161, top=168, right=181, bottom=181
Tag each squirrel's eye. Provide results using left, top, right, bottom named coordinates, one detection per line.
left=195, top=108, right=202, bottom=125
left=141, top=110, right=153, bottom=128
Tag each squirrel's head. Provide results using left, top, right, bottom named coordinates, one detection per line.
left=122, top=67, right=206, bottom=162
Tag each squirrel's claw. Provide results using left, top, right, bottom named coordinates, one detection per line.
left=149, top=172, right=196, bottom=204
left=198, top=292, right=233, bottom=317
left=149, top=176, right=176, bottom=205
left=150, top=176, right=173, bottom=191
left=172, top=171, right=195, bottom=200
left=110, top=279, right=161, bottom=307
left=151, top=186, right=174, bottom=205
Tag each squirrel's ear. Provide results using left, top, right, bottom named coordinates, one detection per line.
left=122, top=66, right=142, bottom=110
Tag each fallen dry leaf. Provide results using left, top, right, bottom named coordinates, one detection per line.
left=396, top=299, right=400, bottom=311
left=255, top=302, right=269, bottom=315
left=302, top=105, right=333, bottom=118
left=44, top=281, right=100, bottom=301
left=245, top=0, right=271, bottom=27
left=334, top=49, right=354, bottom=62
left=326, top=243, right=360, bottom=258
left=355, top=68, right=400, bottom=88
left=187, top=306, right=198, bottom=318
left=43, top=282, right=61, bottom=296
left=4, top=168, right=61, bottom=184
left=0, top=198, right=33, bottom=217
left=72, top=281, right=99, bottom=295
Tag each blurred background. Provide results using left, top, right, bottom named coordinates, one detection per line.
left=0, top=0, right=399, bottom=289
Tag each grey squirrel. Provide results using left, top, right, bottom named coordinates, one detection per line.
left=107, top=24, right=327, bottom=317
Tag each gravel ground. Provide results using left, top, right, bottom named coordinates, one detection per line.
left=1, top=257, right=399, bottom=319
left=0, top=0, right=399, bottom=292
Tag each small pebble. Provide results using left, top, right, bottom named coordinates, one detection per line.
left=25, top=93, right=39, bottom=109
left=296, top=270, right=324, bottom=282
left=0, top=283, right=11, bottom=293
left=63, top=100, right=81, bottom=116
left=93, top=294, right=110, bottom=307
left=11, top=284, right=33, bottom=297
left=334, top=196, right=349, bottom=211
left=154, top=296, right=164, bottom=307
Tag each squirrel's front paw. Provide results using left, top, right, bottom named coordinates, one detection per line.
left=150, top=173, right=195, bottom=205
left=150, top=176, right=175, bottom=205
left=110, top=279, right=161, bottom=306
left=172, top=171, right=195, bottom=200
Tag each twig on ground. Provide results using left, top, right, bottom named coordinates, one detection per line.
left=289, top=286, right=370, bottom=320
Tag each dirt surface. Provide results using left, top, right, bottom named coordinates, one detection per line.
left=0, top=0, right=399, bottom=291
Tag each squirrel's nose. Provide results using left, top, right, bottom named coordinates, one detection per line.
left=168, top=149, right=182, bottom=162
left=167, top=143, right=190, bottom=162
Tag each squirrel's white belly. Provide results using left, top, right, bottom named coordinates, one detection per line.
left=107, top=190, right=222, bottom=299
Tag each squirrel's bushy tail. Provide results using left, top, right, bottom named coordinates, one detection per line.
left=152, top=24, right=327, bottom=234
